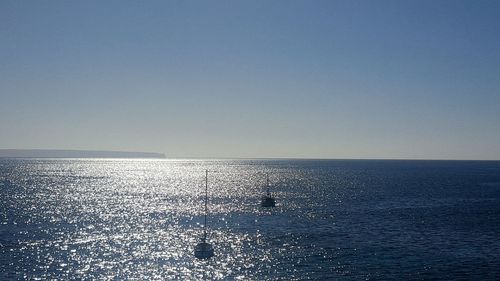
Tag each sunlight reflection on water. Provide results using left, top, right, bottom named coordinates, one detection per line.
left=2, top=159, right=500, bottom=279
left=1, top=159, right=318, bottom=280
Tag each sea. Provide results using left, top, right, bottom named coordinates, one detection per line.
left=1, top=159, right=500, bottom=280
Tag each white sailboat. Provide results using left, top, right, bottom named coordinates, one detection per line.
left=194, top=170, right=215, bottom=259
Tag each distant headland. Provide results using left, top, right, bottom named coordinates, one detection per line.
left=0, top=149, right=165, bottom=159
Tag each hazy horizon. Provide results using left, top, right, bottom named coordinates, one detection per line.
left=2, top=148, right=500, bottom=161
left=1, top=1, right=499, bottom=160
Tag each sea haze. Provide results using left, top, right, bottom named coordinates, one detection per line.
left=1, top=159, right=500, bottom=279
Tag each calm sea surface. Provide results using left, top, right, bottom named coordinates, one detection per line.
left=1, top=159, right=500, bottom=280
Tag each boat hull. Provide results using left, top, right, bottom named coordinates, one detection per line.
left=261, top=196, right=276, bottom=207
left=194, top=242, right=214, bottom=259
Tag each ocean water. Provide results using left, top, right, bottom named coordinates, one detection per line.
left=1, top=159, right=500, bottom=280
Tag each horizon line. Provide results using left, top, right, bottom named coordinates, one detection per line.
left=1, top=149, right=499, bottom=161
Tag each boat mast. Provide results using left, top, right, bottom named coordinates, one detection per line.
left=204, top=169, right=208, bottom=242
left=266, top=173, right=270, bottom=195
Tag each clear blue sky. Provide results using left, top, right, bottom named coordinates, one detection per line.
left=1, top=0, right=499, bottom=159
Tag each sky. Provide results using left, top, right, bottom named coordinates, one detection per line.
left=1, top=0, right=499, bottom=159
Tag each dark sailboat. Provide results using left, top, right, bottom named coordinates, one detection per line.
left=260, top=173, right=276, bottom=207
left=194, top=170, right=215, bottom=259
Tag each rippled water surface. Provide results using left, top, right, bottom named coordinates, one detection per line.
left=1, top=159, right=500, bottom=280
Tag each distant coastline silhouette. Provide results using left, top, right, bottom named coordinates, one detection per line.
left=0, top=149, right=165, bottom=159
